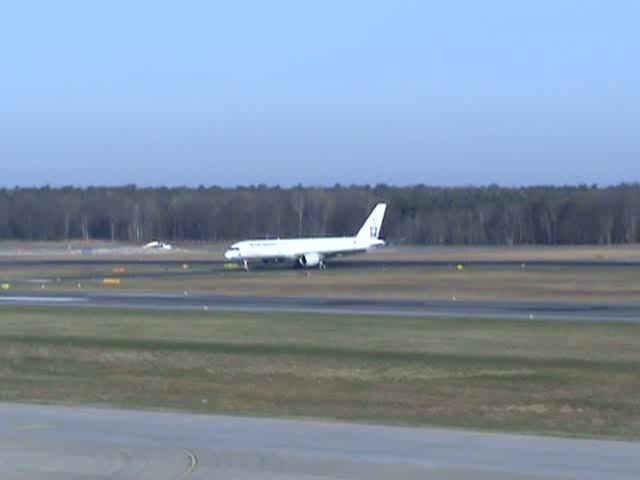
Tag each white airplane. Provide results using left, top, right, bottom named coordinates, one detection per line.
left=224, top=203, right=387, bottom=270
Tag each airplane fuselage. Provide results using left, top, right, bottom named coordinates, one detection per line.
left=225, top=237, right=383, bottom=262
left=224, top=203, right=387, bottom=269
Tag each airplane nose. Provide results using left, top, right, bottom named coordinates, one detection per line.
left=224, top=250, right=233, bottom=259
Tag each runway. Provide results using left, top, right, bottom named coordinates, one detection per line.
left=3, top=257, right=639, bottom=288
left=2, top=290, right=640, bottom=321
left=2, top=402, right=638, bottom=479
left=3, top=257, right=640, bottom=269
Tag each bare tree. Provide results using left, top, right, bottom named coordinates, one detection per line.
left=1, top=184, right=640, bottom=246
left=291, top=189, right=306, bottom=237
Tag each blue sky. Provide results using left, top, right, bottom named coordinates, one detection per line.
left=1, top=0, right=638, bottom=187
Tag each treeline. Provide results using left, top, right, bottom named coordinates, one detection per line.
left=0, top=184, right=639, bottom=245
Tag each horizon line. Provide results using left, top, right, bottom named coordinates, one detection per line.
left=1, top=181, right=639, bottom=190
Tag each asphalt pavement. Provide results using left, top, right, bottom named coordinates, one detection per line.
left=2, top=403, right=639, bottom=479
left=1, top=290, right=640, bottom=322
left=3, top=258, right=640, bottom=269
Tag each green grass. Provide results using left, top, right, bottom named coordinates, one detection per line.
left=1, top=306, right=640, bottom=438
left=5, top=264, right=640, bottom=304
left=2, top=242, right=640, bottom=261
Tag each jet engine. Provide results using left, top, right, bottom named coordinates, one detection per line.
left=298, top=253, right=322, bottom=268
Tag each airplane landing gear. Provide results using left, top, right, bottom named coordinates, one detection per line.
left=243, top=260, right=249, bottom=272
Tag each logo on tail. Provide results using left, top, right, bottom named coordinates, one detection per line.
left=357, top=203, right=387, bottom=241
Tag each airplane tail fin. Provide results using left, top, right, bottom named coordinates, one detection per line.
left=356, top=203, right=387, bottom=241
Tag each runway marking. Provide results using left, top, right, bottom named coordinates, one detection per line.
left=0, top=296, right=85, bottom=304
left=16, top=423, right=50, bottom=431
left=178, top=448, right=198, bottom=479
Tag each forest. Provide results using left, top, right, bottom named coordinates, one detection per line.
left=0, top=184, right=639, bottom=245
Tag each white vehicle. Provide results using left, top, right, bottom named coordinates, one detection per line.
left=143, top=241, right=173, bottom=250
left=225, top=203, right=387, bottom=270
